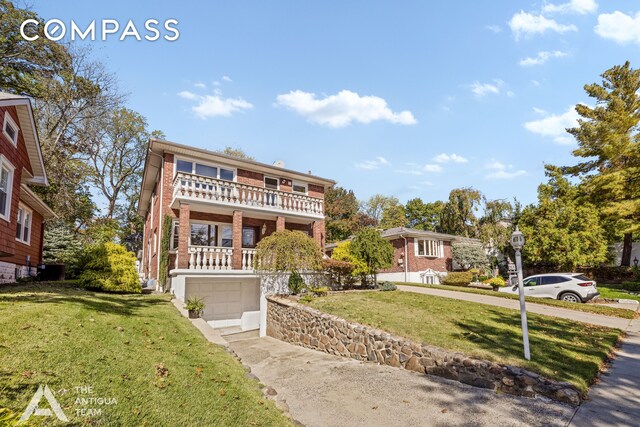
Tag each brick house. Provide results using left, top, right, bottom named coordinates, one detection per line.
left=0, top=93, right=56, bottom=283
left=377, top=227, right=481, bottom=284
left=138, top=138, right=334, bottom=335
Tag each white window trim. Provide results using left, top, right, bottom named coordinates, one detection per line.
left=264, top=176, right=280, bottom=191
left=3, top=112, right=19, bottom=147
left=153, top=231, right=157, bottom=255
left=188, top=220, right=233, bottom=247
left=170, top=220, right=179, bottom=252
left=414, top=239, right=444, bottom=258
left=292, top=180, right=308, bottom=195
left=15, top=203, right=32, bottom=245
left=0, top=155, right=15, bottom=222
left=174, top=157, right=237, bottom=182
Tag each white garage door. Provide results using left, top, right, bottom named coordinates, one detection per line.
left=186, top=278, right=260, bottom=330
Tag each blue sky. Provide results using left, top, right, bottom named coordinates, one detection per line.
left=31, top=0, right=640, bottom=206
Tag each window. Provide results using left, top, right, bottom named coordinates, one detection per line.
left=3, top=113, right=19, bottom=146
left=416, top=239, right=442, bottom=257
left=523, top=277, right=538, bottom=287
left=176, top=159, right=235, bottom=181
left=242, top=226, right=258, bottom=248
left=0, top=157, right=14, bottom=221
left=264, top=177, right=279, bottom=190
left=292, top=181, right=307, bottom=194
left=153, top=231, right=157, bottom=254
left=171, top=221, right=179, bottom=250
left=15, top=204, right=31, bottom=244
left=220, top=225, right=233, bottom=247
left=190, top=223, right=216, bottom=246
left=540, top=276, right=570, bottom=285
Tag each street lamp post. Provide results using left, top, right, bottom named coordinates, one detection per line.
left=510, top=226, right=531, bottom=361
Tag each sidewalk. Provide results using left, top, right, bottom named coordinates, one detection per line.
left=397, top=285, right=632, bottom=329
left=568, top=317, right=640, bottom=426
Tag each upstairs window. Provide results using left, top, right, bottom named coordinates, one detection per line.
left=15, top=204, right=31, bottom=244
left=264, top=177, right=279, bottom=190
left=171, top=221, right=179, bottom=250
left=0, top=157, right=14, bottom=221
left=3, top=113, right=19, bottom=146
left=416, top=239, right=442, bottom=257
left=292, top=181, right=308, bottom=195
left=176, top=159, right=235, bottom=181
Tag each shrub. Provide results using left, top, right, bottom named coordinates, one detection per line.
left=441, top=271, right=473, bottom=287
left=287, top=271, right=305, bottom=295
left=617, top=282, right=640, bottom=292
left=452, top=242, right=489, bottom=270
left=184, top=296, right=205, bottom=314
left=379, top=281, right=397, bottom=291
left=310, top=286, right=329, bottom=296
left=299, top=294, right=314, bottom=304
left=79, top=242, right=141, bottom=293
left=483, top=276, right=506, bottom=288
left=322, top=258, right=355, bottom=288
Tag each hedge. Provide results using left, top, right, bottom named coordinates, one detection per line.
left=79, top=242, right=141, bottom=293
left=442, top=271, right=473, bottom=287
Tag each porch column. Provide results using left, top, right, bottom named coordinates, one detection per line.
left=312, top=220, right=325, bottom=249
left=276, top=216, right=285, bottom=232
left=177, top=203, right=190, bottom=269
left=232, top=210, right=243, bottom=269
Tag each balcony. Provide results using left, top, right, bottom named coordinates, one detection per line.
left=172, top=172, right=324, bottom=219
left=178, top=246, right=257, bottom=271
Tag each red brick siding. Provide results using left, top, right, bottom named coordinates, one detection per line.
left=0, top=105, right=40, bottom=260
left=381, top=237, right=452, bottom=273
left=308, top=184, right=324, bottom=199
left=237, top=169, right=264, bottom=187
left=3, top=203, right=44, bottom=266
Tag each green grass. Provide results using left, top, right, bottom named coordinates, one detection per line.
left=0, top=282, right=292, bottom=426
left=394, top=282, right=636, bottom=319
left=307, top=291, right=623, bottom=393
left=598, top=286, right=640, bottom=303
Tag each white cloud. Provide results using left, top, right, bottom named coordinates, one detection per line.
left=485, top=25, right=502, bottom=33
left=275, top=90, right=417, bottom=127
left=595, top=11, right=640, bottom=45
left=532, top=79, right=541, bottom=86
left=355, top=156, right=389, bottom=170
left=485, top=160, right=526, bottom=180
left=533, top=107, right=547, bottom=115
left=509, top=11, right=577, bottom=39
left=194, top=82, right=206, bottom=89
left=222, top=75, right=233, bottom=82
left=519, top=50, right=567, bottom=66
left=506, top=91, right=515, bottom=97
left=424, top=164, right=443, bottom=173
left=395, top=169, right=423, bottom=176
left=470, top=80, right=501, bottom=97
left=543, top=0, right=597, bottom=15
left=433, top=153, right=468, bottom=164
left=524, top=105, right=580, bottom=144
left=178, top=90, right=254, bottom=119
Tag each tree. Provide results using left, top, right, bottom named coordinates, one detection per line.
left=478, top=198, right=516, bottom=257
left=324, top=186, right=360, bottom=242
left=217, top=146, right=253, bottom=160
left=331, top=240, right=369, bottom=281
left=254, top=230, right=323, bottom=273
left=380, top=198, right=407, bottom=229
left=405, top=198, right=444, bottom=231
left=360, top=194, right=393, bottom=225
left=451, top=242, right=489, bottom=270
left=349, top=228, right=394, bottom=285
left=42, top=221, right=83, bottom=275
left=518, top=170, right=609, bottom=270
left=0, top=1, right=72, bottom=97
left=559, top=62, right=640, bottom=266
left=79, top=242, right=141, bottom=293
left=440, top=187, right=482, bottom=238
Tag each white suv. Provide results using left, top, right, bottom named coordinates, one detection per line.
left=500, top=273, right=600, bottom=303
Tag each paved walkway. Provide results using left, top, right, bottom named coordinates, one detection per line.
left=397, top=285, right=632, bottom=329
left=226, top=334, right=574, bottom=427
left=569, top=317, right=640, bottom=427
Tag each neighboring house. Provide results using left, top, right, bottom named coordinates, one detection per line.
left=0, top=93, right=56, bottom=283
left=378, top=227, right=481, bottom=284
left=138, top=138, right=334, bottom=335
left=325, top=226, right=482, bottom=285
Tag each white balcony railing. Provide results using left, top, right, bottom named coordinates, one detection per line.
left=185, top=246, right=257, bottom=271
left=173, top=172, right=324, bottom=217
left=189, top=246, right=232, bottom=270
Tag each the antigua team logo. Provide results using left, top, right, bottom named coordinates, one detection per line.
left=19, top=384, right=68, bottom=422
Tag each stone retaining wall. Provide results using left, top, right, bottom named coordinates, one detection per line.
left=266, top=296, right=582, bottom=405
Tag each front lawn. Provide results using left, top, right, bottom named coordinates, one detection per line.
left=395, top=282, right=636, bottom=319
left=598, top=285, right=640, bottom=303
left=0, top=282, right=291, bottom=426
left=307, top=291, right=622, bottom=393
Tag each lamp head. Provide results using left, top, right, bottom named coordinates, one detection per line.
left=510, top=226, right=525, bottom=250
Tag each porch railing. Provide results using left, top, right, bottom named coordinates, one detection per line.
left=188, top=246, right=233, bottom=270
left=173, top=172, right=324, bottom=216
left=242, top=249, right=256, bottom=271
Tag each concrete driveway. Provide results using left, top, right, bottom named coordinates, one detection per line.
left=226, top=334, right=574, bottom=427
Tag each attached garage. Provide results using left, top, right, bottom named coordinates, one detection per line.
left=185, top=277, right=260, bottom=331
